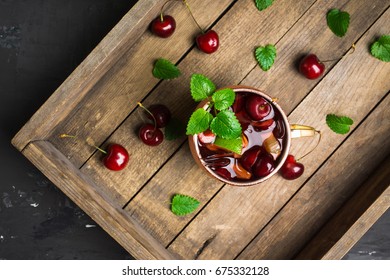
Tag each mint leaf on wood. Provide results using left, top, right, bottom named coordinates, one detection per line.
left=254, top=0, right=274, bottom=11
left=152, top=58, right=181, bottom=79
left=171, top=194, right=200, bottom=216
left=327, top=9, right=350, bottom=37
left=255, top=44, right=276, bottom=71
left=186, top=108, right=213, bottom=135
left=214, top=136, right=243, bottom=155
left=370, top=35, right=390, bottom=62
left=212, top=88, right=236, bottom=111
left=190, top=74, right=216, bottom=102
left=210, top=111, right=242, bottom=140
left=326, top=114, right=354, bottom=134
left=165, top=118, right=186, bottom=140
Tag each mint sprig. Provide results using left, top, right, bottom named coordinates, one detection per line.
left=171, top=194, right=200, bottom=216
left=254, top=0, right=274, bottom=11
left=370, top=35, right=390, bottom=62
left=190, top=74, right=216, bottom=101
left=255, top=44, right=276, bottom=71
left=326, top=114, right=354, bottom=134
left=153, top=58, right=181, bottom=79
left=186, top=74, right=243, bottom=151
left=326, top=9, right=350, bottom=37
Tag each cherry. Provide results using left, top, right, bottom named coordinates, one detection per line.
left=251, top=119, right=275, bottom=131
left=198, top=129, right=216, bottom=144
left=240, top=146, right=261, bottom=171
left=214, top=167, right=232, bottom=180
left=102, top=144, right=130, bottom=171
left=299, top=54, right=325, bottom=79
left=139, top=124, right=164, bottom=146
left=245, top=95, right=272, bottom=121
left=280, top=154, right=304, bottom=180
left=146, top=104, right=171, bottom=128
left=196, top=30, right=219, bottom=54
left=150, top=15, right=176, bottom=38
left=252, top=154, right=275, bottom=178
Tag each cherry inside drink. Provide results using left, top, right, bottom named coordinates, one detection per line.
left=196, top=92, right=287, bottom=183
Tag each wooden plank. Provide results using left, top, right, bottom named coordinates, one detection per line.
left=12, top=0, right=165, bottom=151
left=22, top=140, right=175, bottom=260
left=167, top=6, right=390, bottom=259
left=122, top=0, right=318, bottom=244
left=47, top=0, right=235, bottom=168
left=237, top=93, right=390, bottom=259
left=296, top=156, right=390, bottom=260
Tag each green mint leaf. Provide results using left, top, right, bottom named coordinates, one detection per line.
left=165, top=118, right=186, bottom=140
left=254, top=0, right=274, bottom=11
left=212, top=88, right=236, bottom=111
left=152, top=58, right=181, bottom=79
left=255, top=44, right=276, bottom=71
left=326, top=114, right=354, bottom=134
left=186, top=108, right=213, bottom=135
left=171, top=194, right=200, bottom=216
left=214, top=136, right=243, bottom=155
left=327, top=9, right=350, bottom=37
left=210, top=111, right=242, bottom=139
left=190, top=74, right=216, bottom=102
left=370, top=35, right=390, bottom=62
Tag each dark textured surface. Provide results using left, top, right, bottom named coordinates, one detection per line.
left=0, top=0, right=388, bottom=260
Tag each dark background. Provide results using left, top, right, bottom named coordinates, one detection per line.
left=0, top=0, right=388, bottom=259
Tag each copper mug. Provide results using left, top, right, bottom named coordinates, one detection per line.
left=188, top=86, right=317, bottom=186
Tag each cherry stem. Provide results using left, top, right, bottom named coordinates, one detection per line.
left=137, top=102, right=158, bottom=131
left=321, top=43, right=356, bottom=63
left=296, top=130, right=321, bottom=162
left=59, top=134, right=107, bottom=154
left=160, top=0, right=176, bottom=21
left=182, top=0, right=204, bottom=33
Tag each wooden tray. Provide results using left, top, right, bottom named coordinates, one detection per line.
left=12, top=0, right=390, bottom=259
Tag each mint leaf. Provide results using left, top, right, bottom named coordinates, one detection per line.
left=210, top=111, right=242, bottom=139
left=254, top=0, right=274, bottom=11
left=214, top=136, right=243, bottom=154
left=327, top=9, right=350, bottom=37
left=370, top=35, right=390, bottom=62
left=152, top=58, right=181, bottom=79
left=212, top=88, right=236, bottom=111
left=186, top=108, right=213, bottom=135
left=255, top=44, right=276, bottom=71
left=326, top=114, right=354, bottom=134
left=165, top=118, right=186, bottom=140
left=171, top=194, right=200, bottom=216
left=190, top=74, right=216, bottom=102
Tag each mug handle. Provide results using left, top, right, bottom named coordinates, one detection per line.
left=290, top=124, right=320, bottom=138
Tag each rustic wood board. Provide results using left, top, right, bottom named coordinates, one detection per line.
left=12, top=0, right=390, bottom=259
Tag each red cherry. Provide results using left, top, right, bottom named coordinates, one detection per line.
left=214, top=167, right=232, bottom=180
left=251, top=119, right=275, bottom=131
left=299, top=54, right=325, bottom=79
left=280, top=154, right=304, bottom=180
left=196, top=30, right=219, bottom=54
left=147, top=104, right=171, bottom=128
left=139, top=124, right=164, bottom=146
left=240, top=146, right=261, bottom=171
left=198, top=129, right=216, bottom=144
left=245, top=95, right=272, bottom=121
left=150, top=15, right=176, bottom=38
left=252, top=154, right=275, bottom=178
left=102, top=144, right=129, bottom=171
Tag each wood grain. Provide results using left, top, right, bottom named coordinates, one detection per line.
left=168, top=7, right=390, bottom=259
left=22, top=140, right=175, bottom=260
left=296, top=156, right=390, bottom=260
left=237, top=93, right=390, bottom=259
left=47, top=0, right=235, bottom=168
left=12, top=0, right=166, bottom=151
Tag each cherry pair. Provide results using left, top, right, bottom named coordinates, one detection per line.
left=150, top=0, right=219, bottom=54
left=138, top=103, right=171, bottom=146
